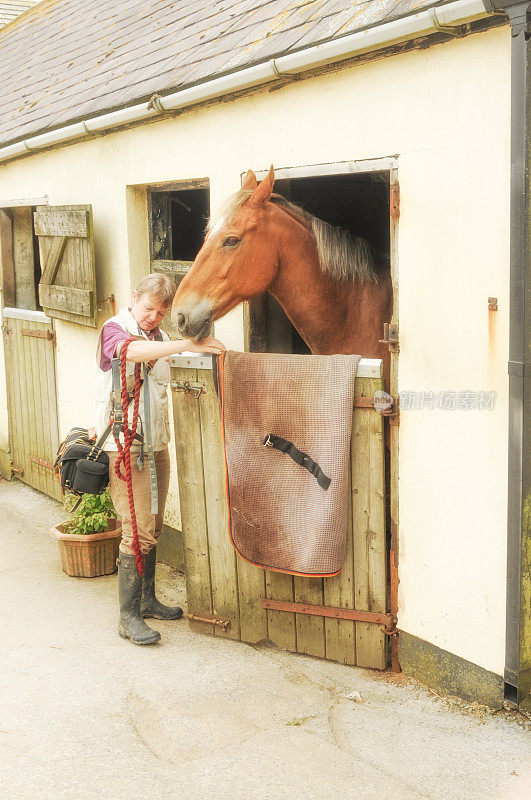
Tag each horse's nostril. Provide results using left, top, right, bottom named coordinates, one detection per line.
left=177, top=313, right=185, bottom=328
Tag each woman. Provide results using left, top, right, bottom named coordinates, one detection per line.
left=95, top=274, right=225, bottom=645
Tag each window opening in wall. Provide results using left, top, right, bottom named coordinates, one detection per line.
left=0, top=206, right=42, bottom=311
left=149, top=185, right=209, bottom=276
left=249, top=171, right=391, bottom=354
left=148, top=182, right=210, bottom=336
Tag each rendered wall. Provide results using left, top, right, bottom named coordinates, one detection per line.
left=0, top=26, right=511, bottom=676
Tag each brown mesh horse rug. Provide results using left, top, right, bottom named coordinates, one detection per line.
left=217, top=351, right=360, bottom=577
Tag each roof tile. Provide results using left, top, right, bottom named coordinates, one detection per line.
left=0, top=0, right=455, bottom=147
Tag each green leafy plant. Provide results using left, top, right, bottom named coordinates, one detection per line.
left=64, top=490, right=116, bottom=535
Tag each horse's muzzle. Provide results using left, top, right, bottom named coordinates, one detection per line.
left=172, top=297, right=213, bottom=343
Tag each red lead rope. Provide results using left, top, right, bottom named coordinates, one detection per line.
left=113, top=339, right=144, bottom=575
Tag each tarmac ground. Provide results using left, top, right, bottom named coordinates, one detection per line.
left=0, top=478, right=529, bottom=800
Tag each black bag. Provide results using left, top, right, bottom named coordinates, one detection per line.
left=56, top=363, right=145, bottom=504
left=54, top=427, right=110, bottom=496
left=54, top=381, right=144, bottom=503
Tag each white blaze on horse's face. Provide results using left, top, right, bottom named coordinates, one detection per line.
left=172, top=167, right=277, bottom=337
left=206, top=215, right=226, bottom=241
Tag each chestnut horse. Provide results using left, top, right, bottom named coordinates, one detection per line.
left=172, top=166, right=393, bottom=387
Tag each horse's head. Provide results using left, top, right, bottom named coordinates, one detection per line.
left=172, top=166, right=278, bottom=340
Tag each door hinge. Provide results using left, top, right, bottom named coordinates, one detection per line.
left=1, top=324, right=12, bottom=337
left=261, top=599, right=397, bottom=636
left=30, top=455, right=55, bottom=470
left=379, top=323, right=399, bottom=354
left=10, top=461, right=24, bottom=476
left=390, top=183, right=400, bottom=220
left=186, top=612, right=231, bottom=631
left=21, top=328, right=56, bottom=344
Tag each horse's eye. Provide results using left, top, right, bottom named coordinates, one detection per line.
left=222, top=236, right=241, bottom=248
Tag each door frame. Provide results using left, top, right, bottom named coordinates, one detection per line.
left=248, top=156, right=400, bottom=668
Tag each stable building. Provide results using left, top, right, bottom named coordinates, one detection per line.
left=0, top=0, right=529, bottom=710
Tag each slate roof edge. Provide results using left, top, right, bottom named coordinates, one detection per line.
left=0, top=0, right=503, bottom=165
left=0, top=0, right=43, bottom=34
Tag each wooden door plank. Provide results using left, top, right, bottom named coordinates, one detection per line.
left=352, top=376, right=387, bottom=669
left=39, top=284, right=93, bottom=317
left=0, top=209, right=15, bottom=307
left=170, top=366, right=214, bottom=634
left=294, top=575, right=326, bottom=658
left=236, top=559, right=268, bottom=644
left=198, top=368, right=240, bottom=640
left=40, top=236, right=67, bottom=285
left=33, top=209, right=89, bottom=237
left=41, top=321, right=62, bottom=501
left=3, top=320, right=18, bottom=472
left=22, top=318, right=41, bottom=492
left=27, top=322, right=46, bottom=495
left=12, top=318, right=33, bottom=484
left=265, top=571, right=297, bottom=652
left=32, top=319, right=56, bottom=499
left=6, top=319, right=25, bottom=478
left=324, top=460, right=356, bottom=665
left=12, top=208, right=37, bottom=310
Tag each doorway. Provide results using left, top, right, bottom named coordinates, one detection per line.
left=245, top=167, right=392, bottom=356
left=0, top=203, right=61, bottom=499
left=244, top=159, right=399, bottom=668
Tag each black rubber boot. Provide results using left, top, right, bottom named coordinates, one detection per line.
left=141, top=547, right=183, bottom=620
left=117, top=552, right=161, bottom=645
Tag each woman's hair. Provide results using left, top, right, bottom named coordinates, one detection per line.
left=135, top=273, right=176, bottom=306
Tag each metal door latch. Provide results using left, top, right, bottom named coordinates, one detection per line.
left=30, top=455, right=55, bottom=470
left=170, top=380, right=205, bottom=399
left=21, top=328, right=56, bottom=344
left=379, top=323, right=399, bottom=353
left=373, top=391, right=400, bottom=426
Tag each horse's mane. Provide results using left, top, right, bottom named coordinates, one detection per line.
left=207, top=188, right=377, bottom=284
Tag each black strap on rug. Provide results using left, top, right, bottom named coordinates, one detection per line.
left=262, top=433, right=331, bottom=490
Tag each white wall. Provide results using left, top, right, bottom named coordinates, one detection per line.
left=0, top=25, right=511, bottom=675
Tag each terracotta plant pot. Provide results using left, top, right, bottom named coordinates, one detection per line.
left=51, top=519, right=122, bottom=578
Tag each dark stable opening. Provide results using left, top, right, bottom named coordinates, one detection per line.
left=169, top=189, right=210, bottom=261
left=262, top=171, right=391, bottom=354
left=5, top=206, right=43, bottom=312
left=149, top=187, right=210, bottom=263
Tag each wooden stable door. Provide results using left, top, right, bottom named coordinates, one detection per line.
left=2, top=308, right=62, bottom=501
left=170, top=356, right=389, bottom=670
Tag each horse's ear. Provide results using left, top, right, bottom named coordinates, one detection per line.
left=250, top=165, right=275, bottom=206
left=242, top=170, right=258, bottom=191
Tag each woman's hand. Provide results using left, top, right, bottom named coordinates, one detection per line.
left=180, top=336, right=226, bottom=355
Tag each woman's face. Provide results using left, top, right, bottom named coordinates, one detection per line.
left=131, top=291, right=168, bottom=332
